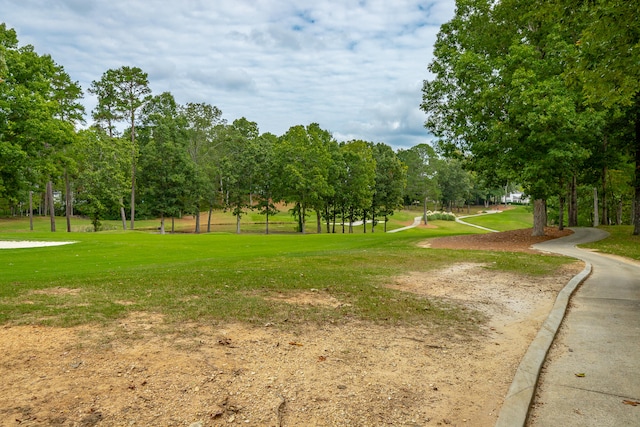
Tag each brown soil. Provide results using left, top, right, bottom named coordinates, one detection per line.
left=424, top=227, right=574, bottom=253
left=0, top=229, right=582, bottom=427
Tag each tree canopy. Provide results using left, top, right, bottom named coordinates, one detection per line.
left=2, top=15, right=637, bottom=235
left=422, top=0, right=639, bottom=235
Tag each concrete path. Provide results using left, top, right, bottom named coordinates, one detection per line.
left=387, top=216, right=422, bottom=233
left=455, top=210, right=501, bottom=232
left=496, top=227, right=640, bottom=426
left=389, top=210, right=502, bottom=234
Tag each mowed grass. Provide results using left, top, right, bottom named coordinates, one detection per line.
left=459, top=206, right=533, bottom=231
left=581, top=225, right=640, bottom=261
left=0, top=213, right=574, bottom=329
left=0, top=208, right=423, bottom=234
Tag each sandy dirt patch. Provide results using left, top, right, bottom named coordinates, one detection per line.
left=0, top=229, right=583, bottom=426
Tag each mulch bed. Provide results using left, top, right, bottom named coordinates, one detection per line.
left=427, top=227, right=574, bottom=253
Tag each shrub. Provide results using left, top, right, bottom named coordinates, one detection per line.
left=426, top=211, right=456, bottom=221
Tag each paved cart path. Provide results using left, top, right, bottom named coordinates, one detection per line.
left=498, top=227, right=640, bottom=426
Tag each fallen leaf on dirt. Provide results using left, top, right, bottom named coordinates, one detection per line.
left=318, top=356, right=327, bottom=362
left=289, top=341, right=303, bottom=346
left=217, top=338, right=232, bottom=346
left=623, top=400, right=640, bottom=406
left=575, top=373, right=585, bottom=377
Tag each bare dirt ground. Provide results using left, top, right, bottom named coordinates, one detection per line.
left=0, top=228, right=582, bottom=427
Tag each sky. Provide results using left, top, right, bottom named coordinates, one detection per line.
left=2, top=0, right=455, bottom=150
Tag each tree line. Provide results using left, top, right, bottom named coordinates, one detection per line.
left=2, top=23, right=506, bottom=235
left=422, top=0, right=639, bottom=235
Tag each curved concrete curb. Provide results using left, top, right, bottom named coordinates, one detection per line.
left=494, top=261, right=592, bottom=427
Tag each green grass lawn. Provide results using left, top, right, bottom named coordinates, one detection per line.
left=0, top=208, right=425, bottom=234
left=581, top=225, right=640, bottom=261
left=0, top=213, right=574, bottom=329
left=458, top=205, right=533, bottom=231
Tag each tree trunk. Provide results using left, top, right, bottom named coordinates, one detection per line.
left=332, top=209, right=337, bottom=234
left=617, top=200, right=623, bottom=225
left=236, top=214, right=241, bottom=234
left=384, top=214, right=388, bottom=232
left=504, top=184, right=508, bottom=207
left=371, top=210, right=376, bottom=233
left=363, top=211, right=367, bottom=233
left=160, top=215, right=165, bottom=235
left=558, top=192, right=565, bottom=231
left=316, top=210, right=322, bottom=234
left=115, top=196, right=125, bottom=230
left=301, top=204, right=306, bottom=234
left=47, top=180, right=56, bottom=232
left=208, top=205, right=213, bottom=233
left=602, top=136, right=608, bottom=225
left=266, top=209, right=270, bottom=235
left=130, top=110, right=137, bottom=230
left=532, top=198, right=546, bottom=236
left=568, top=176, right=578, bottom=227
left=65, top=169, right=72, bottom=233
left=29, top=191, right=34, bottom=231
left=634, top=102, right=640, bottom=235
left=195, top=207, right=201, bottom=234
left=593, top=187, right=600, bottom=227
left=171, top=217, right=175, bottom=234
left=423, top=197, right=428, bottom=225
left=633, top=193, right=637, bottom=227
left=325, top=204, right=331, bottom=234
left=130, top=160, right=136, bottom=230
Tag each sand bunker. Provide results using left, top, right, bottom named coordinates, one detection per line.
left=0, top=240, right=76, bottom=249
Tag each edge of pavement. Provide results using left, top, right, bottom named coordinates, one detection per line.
left=494, top=232, right=595, bottom=427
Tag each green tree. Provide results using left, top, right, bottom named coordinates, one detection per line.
left=422, top=0, right=599, bottom=235
left=218, top=118, right=259, bottom=234
left=88, top=69, right=122, bottom=138
left=436, top=158, right=472, bottom=212
left=138, top=92, right=194, bottom=234
left=183, top=102, right=226, bottom=233
left=254, top=132, right=279, bottom=234
left=371, top=143, right=406, bottom=232
left=397, top=144, right=440, bottom=223
left=73, top=128, right=131, bottom=231
left=275, top=124, right=332, bottom=234
left=91, top=66, right=151, bottom=230
left=570, top=0, right=640, bottom=234
left=322, top=137, right=345, bottom=233
left=340, top=140, right=376, bottom=233
left=0, top=24, right=83, bottom=231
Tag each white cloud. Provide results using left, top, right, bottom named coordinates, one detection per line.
left=1, top=0, right=454, bottom=149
